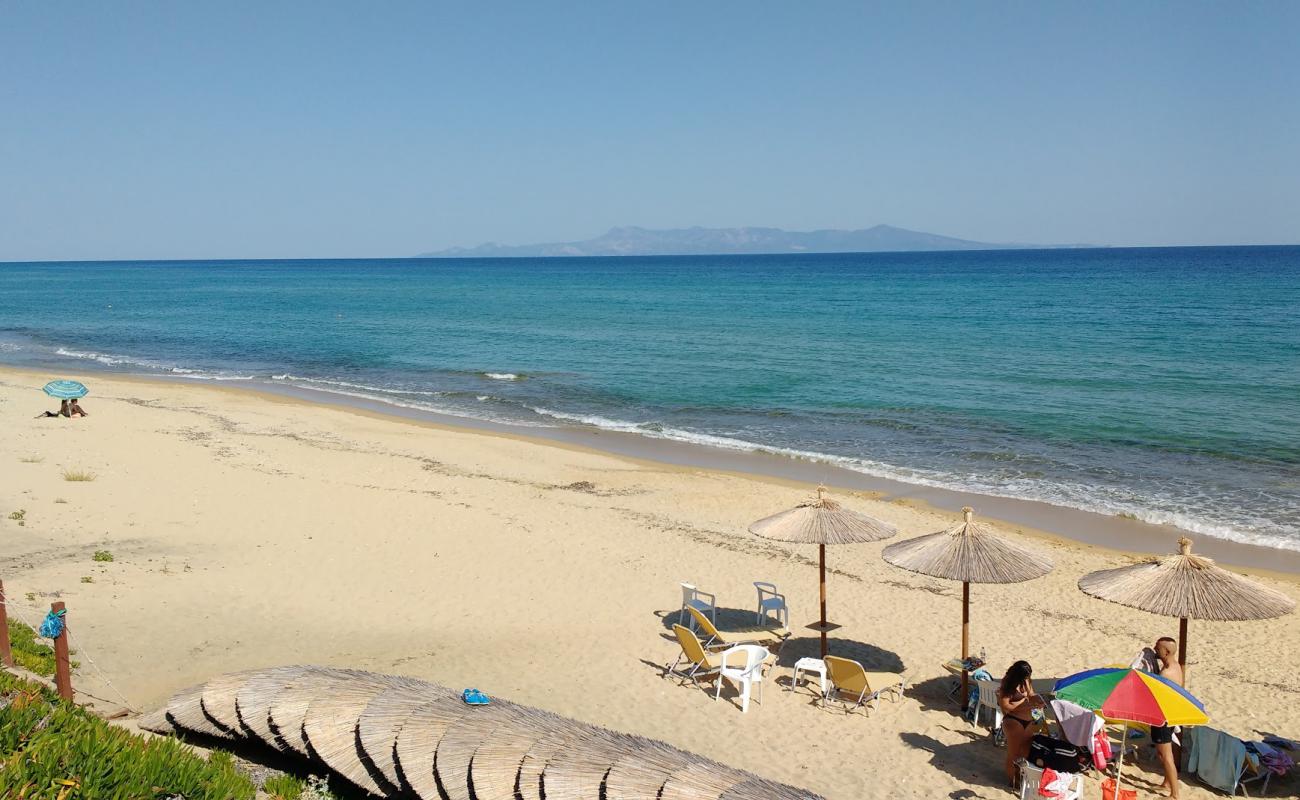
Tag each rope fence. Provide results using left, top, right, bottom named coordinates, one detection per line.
left=1, top=581, right=138, bottom=713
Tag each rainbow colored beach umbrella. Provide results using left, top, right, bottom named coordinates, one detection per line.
left=1054, top=667, right=1208, bottom=795
left=1054, top=667, right=1207, bottom=726
left=43, top=379, right=89, bottom=399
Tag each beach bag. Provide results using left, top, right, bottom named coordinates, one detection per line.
left=1029, top=734, right=1085, bottom=773
left=1100, top=778, right=1137, bottom=800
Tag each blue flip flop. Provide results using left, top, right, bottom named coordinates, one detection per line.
left=462, top=688, right=491, bottom=706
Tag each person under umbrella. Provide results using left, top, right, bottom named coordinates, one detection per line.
left=1078, top=537, right=1294, bottom=677
left=882, top=507, right=1053, bottom=707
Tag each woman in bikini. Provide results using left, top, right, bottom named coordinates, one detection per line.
left=997, top=660, right=1045, bottom=787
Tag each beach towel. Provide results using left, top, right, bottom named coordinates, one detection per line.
left=1185, top=726, right=1248, bottom=793
left=1049, top=699, right=1100, bottom=749
left=963, top=667, right=993, bottom=716
left=1035, top=767, right=1075, bottom=798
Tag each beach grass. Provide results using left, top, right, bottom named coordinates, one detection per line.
left=5, top=619, right=78, bottom=676
left=263, top=774, right=305, bottom=800
left=0, top=670, right=255, bottom=799
left=93, top=549, right=114, bottom=562
left=18, top=455, right=43, bottom=463
left=62, top=467, right=97, bottom=482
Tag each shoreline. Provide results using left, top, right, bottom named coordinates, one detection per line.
left=6, top=364, right=1297, bottom=577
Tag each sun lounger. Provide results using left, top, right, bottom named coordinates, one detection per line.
left=686, top=605, right=789, bottom=651
left=820, top=655, right=906, bottom=715
left=664, top=624, right=777, bottom=687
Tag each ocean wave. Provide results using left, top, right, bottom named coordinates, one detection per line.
left=527, top=407, right=1300, bottom=552
left=482, top=372, right=524, bottom=381
left=269, top=374, right=451, bottom=397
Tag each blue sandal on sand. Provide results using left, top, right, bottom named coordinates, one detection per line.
left=462, top=688, right=491, bottom=706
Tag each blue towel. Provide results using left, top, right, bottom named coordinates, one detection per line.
left=1185, top=727, right=1247, bottom=793
left=964, top=668, right=994, bottom=719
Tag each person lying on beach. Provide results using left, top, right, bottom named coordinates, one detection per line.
left=35, top=400, right=71, bottom=418
left=69, top=399, right=88, bottom=417
left=998, top=660, right=1046, bottom=787
left=1152, top=636, right=1184, bottom=799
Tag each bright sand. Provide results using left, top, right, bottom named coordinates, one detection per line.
left=1, top=367, right=1297, bottom=799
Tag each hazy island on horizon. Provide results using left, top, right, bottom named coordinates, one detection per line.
left=418, top=224, right=1093, bottom=258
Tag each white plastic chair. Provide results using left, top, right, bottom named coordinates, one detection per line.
left=715, top=644, right=767, bottom=713
left=970, top=678, right=1003, bottom=730
left=1017, top=761, right=1083, bottom=800
left=753, top=581, right=788, bottom=627
left=679, top=583, right=717, bottom=631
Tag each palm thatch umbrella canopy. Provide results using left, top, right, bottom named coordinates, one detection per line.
left=749, top=486, right=897, bottom=658
left=882, top=506, right=1053, bottom=701
left=1078, top=537, right=1295, bottom=673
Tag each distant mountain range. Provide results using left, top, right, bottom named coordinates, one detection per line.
left=417, top=225, right=1087, bottom=258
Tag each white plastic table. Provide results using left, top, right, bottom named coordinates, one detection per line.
left=790, top=657, right=828, bottom=697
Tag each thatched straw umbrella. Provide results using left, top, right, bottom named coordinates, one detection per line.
left=749, top=486, right=897, bottom=658
left=1078, top=537, right=1295, bottom=675
left=882, top=506, right=1053, bottom=702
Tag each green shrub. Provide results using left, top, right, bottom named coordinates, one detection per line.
left=264, top=773, right=305, bottom=799
left=5, top=618, right=82, bottom=676
left=92, top=550, right=114, bottom=562
left=61, top=468, right=97, bottom=482
left=0, top=671, right=255, bottom=799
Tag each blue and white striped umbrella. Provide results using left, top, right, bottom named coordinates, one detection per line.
left=43, top=379, right=89, bottom=399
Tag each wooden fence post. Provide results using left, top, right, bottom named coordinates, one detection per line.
left=0, top=580, right=12, bottom=668
left=51, top=601, right=73, bottom=702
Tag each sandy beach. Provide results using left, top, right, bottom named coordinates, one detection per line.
left=2, top=366, right=1297, bottom=799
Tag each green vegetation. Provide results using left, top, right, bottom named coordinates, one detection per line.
left=5, top=619, right=78, bottom=677
left=7, top=509, right=24, bottom=526
left=264, top=774, right=305, bottom=799
left=92, top=550, right=114, bottom=563
left=61, top=468, right=97, bottom=482
left=0, top=671, right=256, bottom=799
left=80, top=576, right=93, bottom=584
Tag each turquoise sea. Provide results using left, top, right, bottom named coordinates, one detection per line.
left=1, top=247, right=1297, bottom=550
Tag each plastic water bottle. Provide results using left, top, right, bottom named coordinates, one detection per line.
left=980, top=647, right=987, bottom=664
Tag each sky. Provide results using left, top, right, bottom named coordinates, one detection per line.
left=2, top=2, right=1298, bottom=261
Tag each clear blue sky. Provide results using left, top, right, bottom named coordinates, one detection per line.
left=2, top=2, right=1298, bottom=260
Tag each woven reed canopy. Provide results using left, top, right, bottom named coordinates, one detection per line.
left=1078, top=537, right=1295, bottom=670
left=749, top=487, right=897, bottom=545
left=749, top=486, right=897, bottom=657
left=141, top=665, right=824, bottom=800
left=882, top=507, right=1053, bottom=703
left=881, top=506, right=1053, bottom=585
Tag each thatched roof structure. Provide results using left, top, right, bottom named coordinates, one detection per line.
left=356, top=678, right=450, bottom=788
left=302, top=674, right=402, bottom=795
left=234, top=664, right=309, bottom=743
left=749, top=487, right=897, bottom=545
left=144, top=665, right=824, bottom=800
left=199, top=669, right=259, bottom=734
left=881, top=507, right=1053, bottom=584
left=1079, top=537, right=1295, bottom=622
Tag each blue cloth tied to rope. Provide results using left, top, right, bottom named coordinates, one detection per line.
left=39, top=608, right=66, bottom=639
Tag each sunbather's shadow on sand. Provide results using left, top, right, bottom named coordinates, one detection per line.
left=899, top=729, right=1008, bottom=796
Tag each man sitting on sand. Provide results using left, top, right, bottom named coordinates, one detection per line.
left=36, top=399, right=71, bottom=418
left=1152, top=636, right=1184, bottom=799
left=69, top=399, right=88, bottom=417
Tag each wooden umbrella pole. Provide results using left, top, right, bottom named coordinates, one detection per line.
left=819, top=543, right=828, bottom=659
left=961, top=581, right=970, bottom=706
left=1178, top=616, right=1188, bottom=670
